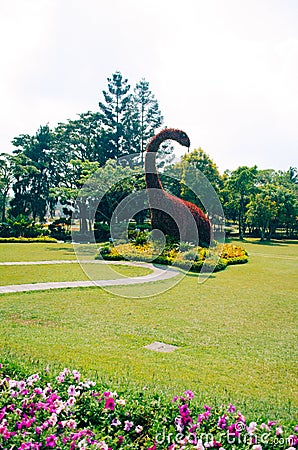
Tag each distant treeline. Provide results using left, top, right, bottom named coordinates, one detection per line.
left=0, top=71, right=297, bottom=241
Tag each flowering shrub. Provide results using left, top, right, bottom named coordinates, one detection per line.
left=0, top=364, right=297, bottom=449
left=96, top=242, right=248, bottom=273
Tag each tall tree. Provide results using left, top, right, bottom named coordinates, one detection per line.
left=163, top=148, right=223, bottom=213
left=10, top=125, right=54, bottom=222
left=133, top=78, right=163, bottom=163
left=0, top=154, right=14, bottom=222
left=223, top=166, right=258, bottom=239
left=98, top=71, right=131, bottom=159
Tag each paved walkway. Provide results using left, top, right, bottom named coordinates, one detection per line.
left=0, top=260, right=179, bottom=294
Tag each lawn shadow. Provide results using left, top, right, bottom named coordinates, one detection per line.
left=47, top=246, right=76, bottom=254
left=225, top=237, right=298, bottom=247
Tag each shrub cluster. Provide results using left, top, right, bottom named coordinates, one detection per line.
left=0, top=364, right=297, bottom=449
left=0, top=236, right=57, bottom=243
left=96, top=241, right=248, bottom=274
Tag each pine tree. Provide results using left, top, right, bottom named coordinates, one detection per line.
left=133, top=78, right=163, bottom=163
left=98, top=71, right=131, bottom=159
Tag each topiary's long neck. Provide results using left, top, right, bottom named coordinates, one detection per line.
left=145, top=133, right=168, bottom=190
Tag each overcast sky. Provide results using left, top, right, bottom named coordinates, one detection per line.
left=1, top=0, right=297, bottom=172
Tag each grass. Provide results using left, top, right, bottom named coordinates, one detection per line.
left=0, top=242, right=77, bottom=261
left=0, top=263, right=153, bottom=285
left=0, top=239, right=297, bottom=421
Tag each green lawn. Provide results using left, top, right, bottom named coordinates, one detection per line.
left=0, top=242, right=77, bottom=261
left=0, top=239, right=297, bottom=420
left=0, top=263, right=152, bottom=285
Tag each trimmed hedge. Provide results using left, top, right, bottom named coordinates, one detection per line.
left=0, top=236, right=57, bottom=243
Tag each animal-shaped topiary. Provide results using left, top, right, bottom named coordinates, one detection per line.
left=144, top=128, right=212, bottom=247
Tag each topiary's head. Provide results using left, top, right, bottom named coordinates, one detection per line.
left=157, top=128, right=190, bottom=149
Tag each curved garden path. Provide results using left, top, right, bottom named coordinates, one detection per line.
left=0, top=260, right=179, bottom=294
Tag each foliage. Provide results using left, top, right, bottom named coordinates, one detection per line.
left=48, top=219, right=71, bottom=241
left=222, top=166, right=258, bottom=240
left=0, top=236, right=57, bottom=243
left=96, top=241, right=248, bottom=273
left=10, top=125, right=55, bottom=222
left=0, top=363, right=297, bottom=449
left=0, top=215, right=47, bottom=238
left=0, top=153, right=14, bottom=222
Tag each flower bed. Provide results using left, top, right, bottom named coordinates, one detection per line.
left=96, top=242, right=248, bottom=273
left=0, top=364, right=296, bottom=449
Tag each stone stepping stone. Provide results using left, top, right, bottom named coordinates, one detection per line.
left=144, top=341, right=178, bottom=353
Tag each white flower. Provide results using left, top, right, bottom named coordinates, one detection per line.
left=135, top=425, right=143, bottom=433
left=195, top=440, right=205, bottom=450
left=252, top=445, right=262, bottom=450
left=67, top=419, right=77, bottom=429
left=67, top=396, right=76, bottom=406
left=48, top=413, right=57, bottom=426
left=116, top=398, right=126, bottom=406
left=96, top=442, right=108, bottom=450
left=8, top=379, right=17, bottom=389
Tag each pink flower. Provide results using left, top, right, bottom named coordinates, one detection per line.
left=72, top=370, right=81, bottom=382
left=247, top=422, right=258, bottom=435
left=67, top=385, right=79, bottom=397
left=111, top=418, right=121, bottom=427
left=135, top=425, right=143, bottom=434
left=184, top=390, right=194, bottom=400
left=124, top=420, right=133, bottom=431
left=46, top=434, right=58, bottom=448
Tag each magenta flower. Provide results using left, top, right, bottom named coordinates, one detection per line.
left=227, top=423, right=241, bottom=438
left=118, top=435, right=124, bottom=444
left=184, top=390, right=194, bottom=400
left=217, top=414, right=227, bottom=429
left=104, top=397, right=115, bottom=410
left=227, top=403, right=236, bottom=413
left=288, top=435, right=298, bottom=446
left=46, top=434, right=58, bottom=447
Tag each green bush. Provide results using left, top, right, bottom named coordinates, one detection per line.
left=179, top=241, right=193, bottom=252
left=0, top=236, right=57, bottom=243
left=48, top=219, right=71, bottom=241
left=94, top=222, right=110, bottom=242
left=183, top=249, right=199, bottom=261
left=98, top=243, right=112, bottom=256
left=132, top=231, right=148, bottom=247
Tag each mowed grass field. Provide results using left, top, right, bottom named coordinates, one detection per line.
left=0, top=240, right=297, bottom=419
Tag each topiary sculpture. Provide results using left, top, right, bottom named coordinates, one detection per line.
left=144, top=128, right=212, bottom=247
